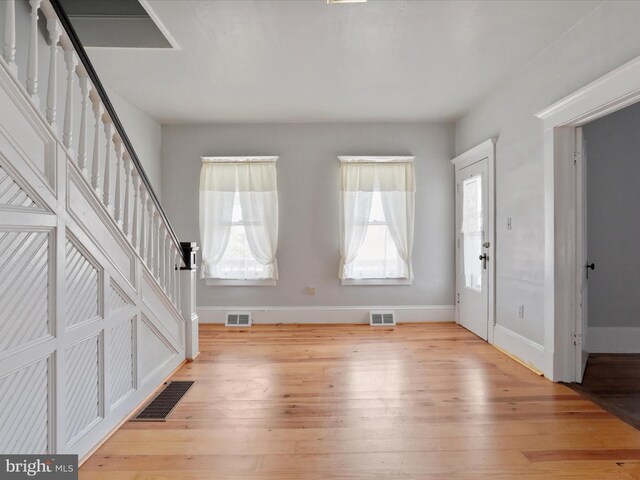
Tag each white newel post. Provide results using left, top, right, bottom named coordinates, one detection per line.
left=180, top=242, right=199, bottom=361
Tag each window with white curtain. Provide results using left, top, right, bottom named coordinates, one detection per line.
left=199, top=157, right=278, bottom=284
left=339, top=157, right=415, bottom=284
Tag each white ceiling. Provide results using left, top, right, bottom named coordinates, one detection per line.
left=85, top=0, right=600, bottom=124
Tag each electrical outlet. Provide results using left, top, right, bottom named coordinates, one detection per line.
left=307, top=285, right=316, bottom=296
left=518, top=304, right=525, bottom=319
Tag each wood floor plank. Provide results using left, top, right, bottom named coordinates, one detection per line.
left=80, top=324, right=640, bottom=479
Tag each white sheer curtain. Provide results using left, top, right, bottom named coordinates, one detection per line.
left=199, top=159, right=278, bottom=279
left=238, top=163, right=279, bottom=279
left=339, top=160, right=415, bottom=279
left=199, top=163, right=237, bottom=278
left=380, top=163, right=415, bottom=278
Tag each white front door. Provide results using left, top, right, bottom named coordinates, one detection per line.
left=456, top=158, right=489, bottom=340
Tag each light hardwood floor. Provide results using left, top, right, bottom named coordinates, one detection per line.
left=80, top=323, right=640, bottom=479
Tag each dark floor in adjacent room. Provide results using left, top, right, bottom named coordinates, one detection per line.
left=570, top=354, right=640, bottom=431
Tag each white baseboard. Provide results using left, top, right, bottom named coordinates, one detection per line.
left=492, top=324, right=549, bottom=376
left=587, top=327, right=640, bottom=353
left=197, top=305, right=455, bottom=324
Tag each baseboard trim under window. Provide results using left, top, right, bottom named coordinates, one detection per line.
left=205, top=278, right=277, bottom=287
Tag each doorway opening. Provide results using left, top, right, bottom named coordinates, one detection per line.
left=569, top=103, right=640, bottom=429
left=537, top=55, right=640, bottom=383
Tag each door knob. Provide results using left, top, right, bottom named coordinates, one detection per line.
left=479, top=253, right=488, bottom=270
left=586, top=262, right=595, bottom=279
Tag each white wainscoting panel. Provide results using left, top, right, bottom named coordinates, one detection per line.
left=0, top=164, right=41, bottom=209
left=110, top=281, right=133, bottom=313
left=65, top=235, right=101, bottom=329
left=141, top=271, right=184, bottom=345
left=65, top=335, right=102, bottom=445
left=139, top=314, right=177, bottom=383
left=109, top=318, right=135, bottom=407
left=0, top=73, right=56, bottom=188
left=0, top=229, right=51, bottom=354
left=0, top=357, right=50, bottom=454
left=67, top=172, right=135, bottom=285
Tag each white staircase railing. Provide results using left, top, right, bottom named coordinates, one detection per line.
left=1, top=0, right=186, bottom=308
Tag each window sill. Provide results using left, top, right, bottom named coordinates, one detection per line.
left=205, top=278, right=276, bottom=287
left=341, top=278, right=412, bottom=286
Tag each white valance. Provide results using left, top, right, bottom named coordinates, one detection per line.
left=200, top=157, right=279, bottom=193
left=339, top=159, right=415, bottom=192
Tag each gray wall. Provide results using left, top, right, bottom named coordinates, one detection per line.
left=161, top=122, right=455, bottom=308
left=583, top=103, right=640, bottom=328
left=454, top=1, right=640, bottom=346
left=106, top=88, right=163, bottom=197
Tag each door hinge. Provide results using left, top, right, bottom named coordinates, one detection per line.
left=457, top=293, right=460, bottom=304
left=573, top=333, right=582, bottom=346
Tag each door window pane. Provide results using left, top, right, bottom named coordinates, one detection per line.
left=462, top=176, right=483, bottom=291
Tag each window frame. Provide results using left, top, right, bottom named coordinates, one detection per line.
left=338, top=156, right=415, bottom=286
left=200, top=156, right=278, bottom=287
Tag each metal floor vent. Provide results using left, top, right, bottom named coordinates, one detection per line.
left=226, top=312, right=252, bottom=327
left=370, top=311, right=396, bottom=326
left=131, top=381, right=195, bottom=422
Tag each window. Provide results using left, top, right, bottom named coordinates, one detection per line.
left=199, top=157, right=278, bottom=285
left=339, top=157, right=415, bottom=284
left=345, top=192, right=407, bottom=279
left=461, top=175, right=483, bottom=291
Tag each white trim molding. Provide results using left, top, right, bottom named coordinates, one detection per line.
left=587, top=327, right=640, bottom=354
left=197, top=305, right=455, bottom=325
left=338, top=156, right=415, bottom=163
left=493, top=325, right=550, bottom=375
left=201, top=156, right=278, bottom=164
left=451, top=138, right=496, bottom=169
left=536, top=54, right=640, bottom=382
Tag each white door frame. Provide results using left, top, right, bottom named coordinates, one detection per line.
left=452, top=139, right=497, bottom=344
left=537, top=55, right=640, bottom=382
